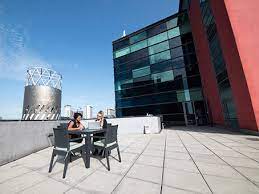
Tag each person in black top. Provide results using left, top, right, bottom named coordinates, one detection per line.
left=67, top=112, right=85, bottom=143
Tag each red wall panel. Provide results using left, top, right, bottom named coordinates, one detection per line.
left=210, top=0, right=258, bottom=130
left=189, top=0, right=225, bottom=125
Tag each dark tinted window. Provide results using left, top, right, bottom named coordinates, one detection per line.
left=147, top=22, right=167, bottom=37
left=169, top=36, right=182, bottom=48
left=113, top=38, right=130, bottom=51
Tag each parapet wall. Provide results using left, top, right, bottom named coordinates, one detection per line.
left=0, top=121, right=60, bottom=166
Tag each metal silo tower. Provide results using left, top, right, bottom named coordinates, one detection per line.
left=22, top=67, right=62, bottom=120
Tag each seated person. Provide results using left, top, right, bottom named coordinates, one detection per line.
left=93, top=110, right=107, bottom=155
left=96, top=110, right=107, bottom=128
left=68, top=112, right=85, bottom=143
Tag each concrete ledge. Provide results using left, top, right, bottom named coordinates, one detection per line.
left=81, top=116, right=162, bottom=134
left=0, top=121, right=60, bottom=166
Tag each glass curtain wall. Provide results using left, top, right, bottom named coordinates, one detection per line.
left=200, top=0, right=239, bottom=128
left=113, top=12, right=203, bottom=125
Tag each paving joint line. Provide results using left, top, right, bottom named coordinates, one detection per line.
left=175, top=128, right=214, bottom=194
left=212, top=132, right=259, bottom=152
left=196, top=130, right=259, bottom=165
left=65, top=138, right=142, bottom=193
left=185, top=128, right=259, bottom=189
left=160, top=129, right=168, bottom=194
left=111, top=135, right=154, bottom=193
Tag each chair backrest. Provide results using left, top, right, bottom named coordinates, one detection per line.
left=105, top=125, right=118, bottom=145
left=53, top=128, right=69, bottom=150
left=58, top=123, right=68, bottom=129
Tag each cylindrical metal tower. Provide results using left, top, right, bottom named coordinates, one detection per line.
left=22, top=67, right=62, bottom=120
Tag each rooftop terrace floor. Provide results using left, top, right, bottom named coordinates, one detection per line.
left=1, top=126, right=259, bottom=193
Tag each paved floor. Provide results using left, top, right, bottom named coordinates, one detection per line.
left=1, top=126, right=259, bottom=194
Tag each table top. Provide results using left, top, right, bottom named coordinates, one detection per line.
left=68, top=128, right=105, bottom=135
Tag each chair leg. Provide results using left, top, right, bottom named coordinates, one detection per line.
left=105, top=150, right=110, bottom=171
left=70, top=154, right=72, bottom=162
left=48, top=151, right=55, bottom=173
left=63, top=153, right=70, bottom=178
left=117, top=146, right=121, bottom=162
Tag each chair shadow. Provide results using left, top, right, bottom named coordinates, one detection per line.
left=91, top=154, right=109, bottom=170
left=51, top=153, right=86, bottom=169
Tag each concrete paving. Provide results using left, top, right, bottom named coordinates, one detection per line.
left=1, top=126, right=259, bottom=193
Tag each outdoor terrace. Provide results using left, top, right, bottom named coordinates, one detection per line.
left=1, top=126, right=259, bottom=194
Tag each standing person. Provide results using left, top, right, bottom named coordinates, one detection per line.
left=93, top=110, right=107, bottom=155
left=67, top=112, right=84, bottom=143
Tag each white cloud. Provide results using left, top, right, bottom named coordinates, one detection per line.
left=0, top=23, right=50, bottom=81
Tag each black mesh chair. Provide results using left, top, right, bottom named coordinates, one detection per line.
left=48, top=128, right=85, bottom=178
left=58, top=123, right=68, bottom=129
left=58, top=122, right=84, bottom=143
left=92, top=125, right=121, bottom=171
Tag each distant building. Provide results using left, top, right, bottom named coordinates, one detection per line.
left=106, top=108, right=116, bottom=118
left=0, top=116, right=2, bottom=120
left=64, top=105, right=73, bottom=118
left=83, top=105, right=93, bottom=119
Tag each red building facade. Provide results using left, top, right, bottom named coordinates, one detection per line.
left=182, top=0, right=259, bottom=131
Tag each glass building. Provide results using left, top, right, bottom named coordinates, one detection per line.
left=113, top=12, right=207, bottom=126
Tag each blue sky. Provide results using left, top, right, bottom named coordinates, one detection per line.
left=0, top=0, right=179, bottom=119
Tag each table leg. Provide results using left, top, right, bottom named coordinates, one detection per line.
left=85, top=134, right=91, bottom=168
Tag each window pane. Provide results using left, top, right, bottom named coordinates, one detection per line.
left=166, top=18, right=178, bottom=29
left=168, top=27, right=180, bottom=39
left=115, top=71, right=132, bottom=81
left=133, top=75, right=152, bottom=86
left=176, top=90, right=185, bottom=102
left=147, top=23, right=167, bottom=37
left=129, top=31, right=147, bottom=44
left=132, top=66, right=151, bottom=78
left=148, top=41, right=169, bottom=55
left=171, top=46, right=184, bottom=58
left=130, top=40, right=148, bottom=52
left=190, top=89, right=203, bottom=101
left=172, top=57, right=185, bottom=69
left=179, top=23, right=192, bottom=34
left=169, top=36, right=182, bottom=48
left=151, top=60, right=173, bottom=74
left=114, top=47, right=130, bottom=58
left=113, top=38, right=129, bottom=51
left=152, top=70, right=174, bottom=83
left=150, top=50, right=171, bottom=64
left=128, top=48, right=149, bottom=62
left=176, top=89, right=190, bottom=102
left=174, top=68, right=186, bottom=79
left=148, top=32, right=168, bottom=46
left=115, top=79, right=133, bottom=91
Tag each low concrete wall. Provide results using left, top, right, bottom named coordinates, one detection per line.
left=0, top=121, right=60, bottom=166
left=81, top=116, right=162, bottom=134
left=0, top=116, right=161, bottom=166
